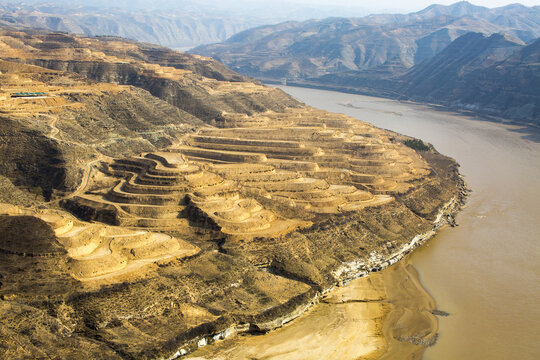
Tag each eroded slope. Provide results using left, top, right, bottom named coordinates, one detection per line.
left=0, top=28, right=465, bottom=359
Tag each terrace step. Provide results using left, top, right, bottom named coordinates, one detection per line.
left=174, top=146, right=268, bottom=163
left=117, top=217, right=190, bottom=228
left=106, top=182, right=184, bottom=205
left=119, top=204, right=185, bottom=219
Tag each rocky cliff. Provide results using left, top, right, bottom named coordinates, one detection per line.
left=0, top=28, right=465, bottom=359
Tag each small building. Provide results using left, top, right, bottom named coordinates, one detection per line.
left=10, top=92, right=47, bottom=98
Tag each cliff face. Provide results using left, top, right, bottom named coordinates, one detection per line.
left=0, top=28, right=465, bottom=359
left=192, top=2, right=539, bottom=80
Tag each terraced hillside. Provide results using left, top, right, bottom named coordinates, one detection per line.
left=0, top=28, right=300, bottom=121
left=0, top=205, right=199, bottom=282
left=64, top=106, right=437, bottom=241
left=0, top=27, right=465, bottom=359
left=66, top=151, right=306, bottom=240
left=0, top=58, right=201, bottom=201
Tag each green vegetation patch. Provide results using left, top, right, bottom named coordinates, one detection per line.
left=404, top=139, right=430, bottom=151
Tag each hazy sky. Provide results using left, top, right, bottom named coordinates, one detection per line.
left=287, top=0, right=540, bottom=12
left=9, top=0, right=540, bottom=14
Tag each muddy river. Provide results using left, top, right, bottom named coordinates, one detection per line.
left=188, top=86, right=540, bottom=359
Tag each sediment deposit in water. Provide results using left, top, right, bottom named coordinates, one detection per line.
left=187, top=260, right=438, bottom=360
left=0, top=27, right=464, bottom=359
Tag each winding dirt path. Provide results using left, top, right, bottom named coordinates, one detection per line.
left=47, top=115, right=60, bottom=140
left=37, top=114, right=107, bottom=205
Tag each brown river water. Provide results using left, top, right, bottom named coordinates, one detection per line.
left=188, top=86, right=540, bottom=360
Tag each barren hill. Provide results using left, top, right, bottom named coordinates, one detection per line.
left=397, top=34, right=540, bottom=122
left=0, top=28, right=465, bottom=359
left=192, top=2, right=540, bottom=80
left=0, top=0, right=370, bottom=50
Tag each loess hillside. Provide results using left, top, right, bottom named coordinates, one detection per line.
left=0, top=28, right=465, bottom=359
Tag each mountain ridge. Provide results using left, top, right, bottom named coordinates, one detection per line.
left=300, top=32, right=539, bottom=125
left=0, top=3, right=257, bottom=50
left=399, top=34, right=540, bottom=123
left=192, top=2, right=540, bottom=125
left=0, top=1, right=371, bottom=49
left=192, top=1, right=540, bottom=79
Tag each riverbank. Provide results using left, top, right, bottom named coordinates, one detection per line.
left=185, top=258, right=443, bottom=360
left=273, top=86, right=540, bottom=359
left=171, top=171, right=467, bottom=359
left=263, top=80, right=540, bottom=128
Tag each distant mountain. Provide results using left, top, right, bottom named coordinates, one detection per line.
left=399, top=33, right=540, bottom=123
left=310, top=32, right=540, bottom=125
left=0, top=4, right=259, bottom=49
left=192, top=1, right=540, bottom=80
left=395, top=32, right=524, bottom=98
left=0, top=1, right=369, bottom=50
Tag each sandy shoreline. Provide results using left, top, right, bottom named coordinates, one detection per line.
left=180, top=185, right=466, bottom=359
left=266, top=85, right=540, bottom=360
left=185, top=259, right=439, bottom=360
